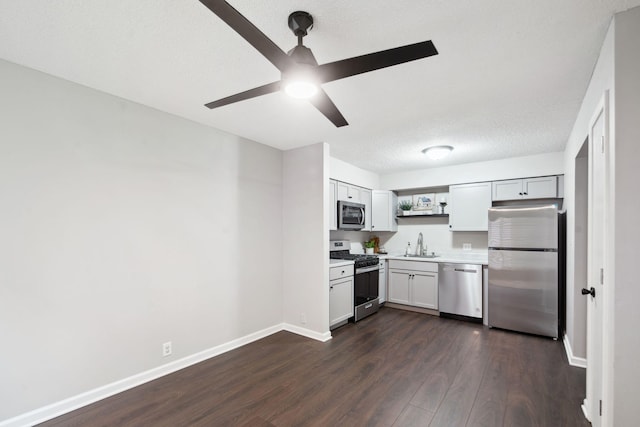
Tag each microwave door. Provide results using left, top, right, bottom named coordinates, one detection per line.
left=338, top=200, right=365, bottom=230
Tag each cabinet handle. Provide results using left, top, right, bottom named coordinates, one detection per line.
left=341, top=270, right=345, bottom=274
left=330, top=286, right=334, bottom=289
left=348, top=196, right=352, bottom=199
left=518, top=192, right=523, bottom=195
left=523, top=192, right=528, bottom=195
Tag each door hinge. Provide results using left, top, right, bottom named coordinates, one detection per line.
left=600, top=268, right=604, bottom=285
left=601, top=136, right=605, bottom=153
left=599, top=399, right=603, bottom=416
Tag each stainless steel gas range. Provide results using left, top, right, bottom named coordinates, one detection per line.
left=330, top=240, right=380, bottom=322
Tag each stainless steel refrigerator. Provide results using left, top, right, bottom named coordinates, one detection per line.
left=488, top=205, right=565, bottom=338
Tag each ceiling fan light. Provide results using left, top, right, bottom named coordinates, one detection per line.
left=284, top=80, right=318, bottom=99
left=422, top=145, right=453, bottom=160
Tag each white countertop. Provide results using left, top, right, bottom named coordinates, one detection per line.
left=330, top=259, right=355, bottom=268
left=379, top=251, right=488, bottom=265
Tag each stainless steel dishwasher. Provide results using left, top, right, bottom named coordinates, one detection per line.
left=438, top=263, right=482, bottom=319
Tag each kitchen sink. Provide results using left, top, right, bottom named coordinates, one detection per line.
left=404, top=254, right=439, bottom=259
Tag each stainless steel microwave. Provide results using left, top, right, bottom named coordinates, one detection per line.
left=338, top=200, right=365, bottom=230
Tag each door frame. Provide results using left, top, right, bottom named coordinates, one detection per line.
left=582, top=90, right=610, bottom=425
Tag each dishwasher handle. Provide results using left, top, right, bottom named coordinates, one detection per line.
left=440, top=263, right=481, bottom=274
left=454, top=268, right=478, bottom=273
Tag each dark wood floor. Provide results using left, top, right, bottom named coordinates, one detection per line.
left=39, top=307, right=589, bottom=427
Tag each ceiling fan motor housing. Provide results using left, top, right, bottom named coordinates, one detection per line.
left=288, top=11, right=313, bottom=37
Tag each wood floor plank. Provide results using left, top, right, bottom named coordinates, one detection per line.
left=392, top=404, right=435, bottom=427
left=37, top=308, right=588, bottom=427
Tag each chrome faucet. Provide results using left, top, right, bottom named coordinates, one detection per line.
left=416, top=232, right=424, bottom=256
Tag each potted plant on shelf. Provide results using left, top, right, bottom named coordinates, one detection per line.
left=398, top=200, right=413, bottom=216
left=364, top=239, right=376, bottom=254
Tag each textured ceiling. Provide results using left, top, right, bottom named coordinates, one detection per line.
left=1, top=0, right=639, bottom=173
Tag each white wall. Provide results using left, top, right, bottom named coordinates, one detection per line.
left=282, top=143, right=330, bottom=340
left=562, top=18, right=615, bottom=364
left=380, top=152, right=564, bottom=190
left=611, top=6, right=640, bottom=424
left=0, top=59, right=284, bottom=422
left=377, top=222, right=488, bottom=256
left=330, top=157, right=380, bottom=189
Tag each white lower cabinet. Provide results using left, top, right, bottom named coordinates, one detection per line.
left=378, top=260, right=387, bottom=303
left=411, top=272, right=438, bottom=309
left=329, top=264, right=354, bottom=328
left=387, top=260, right=438, bottom=310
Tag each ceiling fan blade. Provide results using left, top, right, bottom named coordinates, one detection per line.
left=199, top=0, right=294, bottom=72
left=308, top=89, right=348, bottom=127
left=205, top=81, right=281, bottom=109
left=315, top=41, right=438, bottom=83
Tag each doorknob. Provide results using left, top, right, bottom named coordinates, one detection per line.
left=581, top=287, right=596, bottom=297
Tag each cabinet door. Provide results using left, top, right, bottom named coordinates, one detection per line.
left=361, top=188, right=372, bottom=231
left=449, top=182, right=492, bottom=231
left=371, top=190, right=398, bottom=232
left=329, top=180, right=337, bottom=231
left=330, top=277, right=354, bottom=326
left=378, top=261, right=386, bottom=303
left=411, top=271, right=438, bottom=310
left=388, top=270, right=410, bottom=305
left=492, top=179, right=523, bottom=201
left=336, top=181, right=350, bottom=201
left=523, top=176, right=557, bottom=199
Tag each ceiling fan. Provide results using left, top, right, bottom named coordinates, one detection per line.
left=199, top=0, right=439, bottom=127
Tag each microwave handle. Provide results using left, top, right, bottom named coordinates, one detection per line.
left=360, top=207, right=365, bottom=225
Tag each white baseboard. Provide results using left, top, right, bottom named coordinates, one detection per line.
left=582, top=398, right=591, bottom=421
left=563, top=333, right=587, bottom=368
left=282, top=323, right=332, bottom=342
left=1, top=322, right=328, bottom=427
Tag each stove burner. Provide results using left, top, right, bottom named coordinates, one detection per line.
left=330, top=251, right=379, bottom=268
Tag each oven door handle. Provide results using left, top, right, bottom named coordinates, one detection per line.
left=356, top=265, right=380, bottom=274
left=360, top=207, right=365, bottom=226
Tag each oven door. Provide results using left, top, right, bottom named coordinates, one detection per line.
left=338, top=200, right=365, bottom=230
left=353, top=265, right=379, bottom=321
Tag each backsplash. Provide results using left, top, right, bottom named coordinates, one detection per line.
left=330, top=221, right=488, bottom=255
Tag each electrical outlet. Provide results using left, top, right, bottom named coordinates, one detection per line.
left=300, top=312, right=307, bottom=324
left=463, top=243, right=472, bottom=251
left=162, top=341, right=172, bottom=357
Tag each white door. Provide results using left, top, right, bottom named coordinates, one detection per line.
left=411, top=271, right=438, bottom=310
left=492, top=179, right=523, bottom=201
left=448, top=182, right=492, bottom=231
left=329, top=277, right=353, bottom=326
left=584, top=94, right=607, bottom=426
left=388, top=270, right=410, bottom=305
left=522, top=176, right=558, bottom=199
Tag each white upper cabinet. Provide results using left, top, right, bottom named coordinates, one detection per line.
left=492, top=176, right=558, bottom=201
left=361, top=188, right=372, bottom=231
left=371, top=190, right=398, bottom=232
left=337, top=181, right=362, bottom=202
left=448, top=182, right=492, bottom=231
left=329, top=179, right=337, bottom=231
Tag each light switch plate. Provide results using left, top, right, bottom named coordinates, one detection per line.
left=463, top=243, right=472, bottom=251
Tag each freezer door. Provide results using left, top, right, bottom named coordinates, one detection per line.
left=489, top=250, right=558, bottom=338
left=488, top=205, right=558, bottom=249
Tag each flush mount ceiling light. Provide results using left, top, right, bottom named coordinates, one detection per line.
left=422, top=145, right=454, bottom=160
